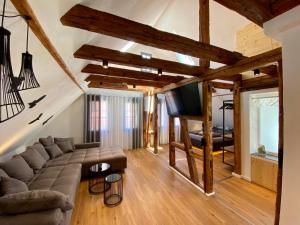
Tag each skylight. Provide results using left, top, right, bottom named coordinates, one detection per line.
left=120, top=41, right=135, bottom=52
left=176, top=53, right=195, bottom=66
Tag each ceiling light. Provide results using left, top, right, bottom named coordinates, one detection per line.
left=102, top=60, right=108, bottom=69
left=254, top=69, right=260, bottom=76
left=141, top=52, right=152, bottom=60
left=158, top=68, right=162, bottom=76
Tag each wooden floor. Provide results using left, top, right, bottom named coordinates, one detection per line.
left=71, top=146, right=276, bottom=225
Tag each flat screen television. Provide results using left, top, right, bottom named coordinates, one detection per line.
left=165, top=82, right=203, bottom=117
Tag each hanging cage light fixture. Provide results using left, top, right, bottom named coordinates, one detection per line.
left=0, top=0, right=25, bottom=123
left=17, top=16, right=40, bottom=91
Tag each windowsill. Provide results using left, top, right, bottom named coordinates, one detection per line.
left=251, top=152, right=278, bottom=162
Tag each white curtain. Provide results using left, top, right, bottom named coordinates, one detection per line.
left=100, top=95, right=143, bottom=150
left=159, top=95, right=181, bottom=144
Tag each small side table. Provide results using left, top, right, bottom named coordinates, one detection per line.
left=104, top=173, right=123, bottom=207
left=89, top=163, right=111, bottom=194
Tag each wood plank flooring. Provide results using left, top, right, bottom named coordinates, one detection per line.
left=71, top=146, right=275, bottom=225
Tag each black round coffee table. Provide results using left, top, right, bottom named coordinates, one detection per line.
left=89, top=163, right=111, bottom=194
left=104, top=173, right=123, bottom=207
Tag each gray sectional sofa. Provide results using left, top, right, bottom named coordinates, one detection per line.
left=0, top=137, right=127, bottom=225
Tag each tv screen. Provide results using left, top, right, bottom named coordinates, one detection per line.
left=165, top=82, right=203, bottom=117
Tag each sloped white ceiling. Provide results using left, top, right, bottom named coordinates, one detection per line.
left=0, top=0, right=250, bottom=157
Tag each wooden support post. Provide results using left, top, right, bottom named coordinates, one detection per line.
left=233, top=80, right=242, bottom=174
left=203, top=81, right=214, bottom=194
left=169, top=116, right=176, bottom=167
left=143, top=95, right=147, bottom=148
left=275, top=60, right=283, bottom=225
left=153, top=94, right=159, bottom=154
left=199, top=0, right=210, bottom=68
left=180, top=117, right=200, bottom=184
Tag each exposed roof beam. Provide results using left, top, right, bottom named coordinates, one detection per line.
left=241, top=75, right=279, bottom=92
left=211, top=81, right=234, bottom=89
left=86, top=75, right=167, bottom=88
left=201, top=48, right=281, bottom=80
left=213, top=0, right=274, bottom=26
left=154, top=48, right=281, bottom=94
left=271, top=0, right=300, bottom=16
left=199, top=0, right=210, bottom=67
left=82, top=64, right=184, bottom=83
left=88, top=82, right=128, bottom=90
left=75, top=45, right=209, bottom=76
left=11, top=0, right=83, bottom=91
left=61, top=4, right=243, bottom=65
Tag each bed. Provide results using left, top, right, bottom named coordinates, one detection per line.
left=189, top=127, right=234, bottom=151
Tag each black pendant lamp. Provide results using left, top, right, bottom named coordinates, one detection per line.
left=0, top=0, right=25, bottom=123
left=17, top=16, right=39, bottom=91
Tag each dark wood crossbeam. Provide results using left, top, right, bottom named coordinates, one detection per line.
left=75, top=45, right=208, bottom=76
left=86, top=75, right=167, bottom=88
left=88, top=81, right=128, bottom=90
left=82, top=64, right=184, bottom=83
left=241, top=75, right=279, bottom=92
left=213, top=0, right=274, bottom=26
left=271, top=0, right=300, bottom=16
left=211, top=81, right=234, bottom=89
left=201, top=48, right=282, bottom=80
left=61, top=4, right=243, bottom=65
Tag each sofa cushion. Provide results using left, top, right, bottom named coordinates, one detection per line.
left=0, top=156, right=34, bottom=183
left=0, top=208, right=64, bottom=225
left=0, top=168, right=8, bottom=178
left=54, top=137, right=74, bottom=153
left=30, top=143, right=50, bottom=161
left=28, top=164, right=81, bottom=204
left=21, top=148, right=46, bottom=172
left=45, top=144, right=63, bottom=159
left=46, top=146, right=127, bottom=177
left=39, top=136, right=55, bottom=147
left=0, top=190, right=73, bottom=215
left=0, top=177, right=28, bottom=196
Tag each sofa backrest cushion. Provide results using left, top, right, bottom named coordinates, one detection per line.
left=54, top=137, right=74, bottom=153
left=45, top=144, right=63, bottom=159
left=0, top=168, right=8, bottom=179
left=30, top=142, right=50, bottom=161
left=39, top=136, right=54, bottom=147
left=20, top=148, right=46, bottom=172
left=0, top=156, right=34, bottom=183
left=0, top=190, right=73, bottom=215
left=0, top=176, right=28, bottom=196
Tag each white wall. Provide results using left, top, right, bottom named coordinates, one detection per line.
left=33, top=95, right=84, bottom=144
left=265, top=6, right=300, bottom=224
left=240, top=88, right=278, bottom=180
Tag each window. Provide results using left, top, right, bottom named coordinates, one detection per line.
left=90, top=100, right=100, bottom=132
left=101, top=100, right=108, bottom=131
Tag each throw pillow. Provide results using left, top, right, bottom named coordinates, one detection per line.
left=0, top=156, right=34, bottom=183
left=45, top=144, right=63, bottom=159
left=39, top=136, right=54, bottom=147
left=20, top=148, right=46, bottom=172
left=54, top=137, right=74, bottom=153
left=30, top=142, right=50, bottom=161
left=0, top=190, right=73, bottom=214
left=0, top=177, right=28, bottom=196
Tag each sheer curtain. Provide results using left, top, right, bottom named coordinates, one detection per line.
left=85, top=94, right=143, bottom=150
left=159, top=95, right=181, bottom=144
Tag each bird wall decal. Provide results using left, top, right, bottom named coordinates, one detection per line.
left=28, top=113, right=43, bottom=124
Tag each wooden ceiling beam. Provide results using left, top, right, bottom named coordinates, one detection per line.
left=86, top=75, right=167, bottom=88
left=213, top=0, right=274, bottom=26
left=61, top=4, right=243, bottom=65
left=88, top=81, right=128, bottom=90
left=75, top=45, right=209, bottom=76
left=82, top=64, right=184, bottom=83
left=241, top=75, right=279, bottom=92
left=271, top=0, right=300, bottom=16
left=211, top=81, right=234, bottom=89
left=201, top=48, right=282, bottom=80
left=10, top=0, right=83, bottom=91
